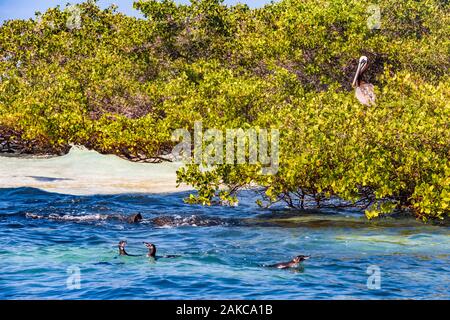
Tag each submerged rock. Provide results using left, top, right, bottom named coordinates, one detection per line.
left=150, top=215, right=231, bottom=227
left=25, top=212, right=143, bottom=224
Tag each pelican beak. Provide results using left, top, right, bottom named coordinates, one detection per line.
left=352, top=61, right=362, bottom=87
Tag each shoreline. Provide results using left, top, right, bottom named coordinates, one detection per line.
left=0, top=145, right=192, bottom=196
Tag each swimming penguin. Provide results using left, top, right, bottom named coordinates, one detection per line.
left=118, top=240, right=141, bottom=256
left=143, top=242, right=156, bottom=258
left=143, top=242, right=180, bottom=259
left=268, top=255, right=310, bottom=269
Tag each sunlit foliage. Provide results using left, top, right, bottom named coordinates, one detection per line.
left=0, top=0, right=448, bottom=220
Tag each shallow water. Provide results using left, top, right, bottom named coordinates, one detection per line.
left=0, top=187, right=449, bottom=300
left=0, top=149, right=449, bottom=300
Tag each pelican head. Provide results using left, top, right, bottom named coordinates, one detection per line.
left=352, top=56, right=369, bottom=87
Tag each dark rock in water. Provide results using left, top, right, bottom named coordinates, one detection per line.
left=25, top=211, right=241, bottom=228
left=25, top=212, right=143, bottom=224
left=126, top=213, right=143, bottom=224
left=25, top=212, right=109, bottom=222
left=26, top=213, right=41, bottom=220
left=107, top=213, right=143, bottom=224
left=151, top=215, right=231, bottom=227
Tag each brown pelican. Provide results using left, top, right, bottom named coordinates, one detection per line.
left=352, top=56, right=376, bottom=106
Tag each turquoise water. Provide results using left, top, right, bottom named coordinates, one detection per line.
left=0, top=187, right=449, bottom=299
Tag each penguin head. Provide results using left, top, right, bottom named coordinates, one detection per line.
left=118, top=240, right=127, bottom=249
left=143, top=242, right=156, bottom=256
left=293, top=255, right=310, bottom=263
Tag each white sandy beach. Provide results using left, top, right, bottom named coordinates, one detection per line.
left=0, top=146, right=192, bottom=195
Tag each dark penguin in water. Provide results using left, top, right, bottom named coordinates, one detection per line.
left=268, top=255, right=310, bottom=269
left=143, top=242, right=156, bottom=258
left=143, top=242, right=180, bottom=259
left=118, top=240, right=141, bottom=256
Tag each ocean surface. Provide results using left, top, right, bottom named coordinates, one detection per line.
left=0, top=149, right=449, bottom=299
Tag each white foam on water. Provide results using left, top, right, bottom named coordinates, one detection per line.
left=0, top=145, right=192, bottom=195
